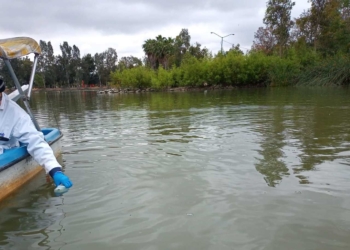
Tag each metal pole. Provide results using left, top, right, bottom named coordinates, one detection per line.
left=221, top=38, right=223, bottom=54
left=211, top=32, right=235, bottom=54
left=4, top=59, right=41, bottom=131
left=28, top=54, right=39, bottom=100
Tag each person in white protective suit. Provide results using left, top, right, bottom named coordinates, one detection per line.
left=0, top=79, right=72, bottom=188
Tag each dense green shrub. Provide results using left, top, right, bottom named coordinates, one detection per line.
left=297, top=55, right=350, bottom=86
left=109, top=50, right=350, bottom=89
left=180, top=55, right=208, bottom=87
left=151, top=66, right=174, bottom=89
left=110, top=66, right=154, bottom=89
left=268, top=57, right=301, bottom=86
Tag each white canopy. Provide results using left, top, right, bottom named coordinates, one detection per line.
left=0, top=37, right=41, bottom=59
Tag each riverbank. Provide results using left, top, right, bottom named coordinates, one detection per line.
left=30, top=83, right=267, bottom=94
left=32, top=86, right=105, bottom=92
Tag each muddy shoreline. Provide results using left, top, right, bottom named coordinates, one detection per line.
left=30, top=84, right=266, bottom=93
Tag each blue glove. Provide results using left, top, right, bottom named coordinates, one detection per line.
left=53, top=171, right=73, bottom=188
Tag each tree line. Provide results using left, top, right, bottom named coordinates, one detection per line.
left=1, top=0, right=349, bottom=89
left=253, top=0, right=350, bottom=57
left=0, top=41, right=120, bottom=88
left=112, top=0, right=350, bottom=88
left=0, top=28, right=210, bottom=89
left=252, top=0, right=350, bottom=86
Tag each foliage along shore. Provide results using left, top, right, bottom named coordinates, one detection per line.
left=110, top=0, right=350, bottom=89
left=0, top=0, right=349, bottom=90
left=27, top=84, right=254, bottom=94
left=109, top=51, right=350, bottom=90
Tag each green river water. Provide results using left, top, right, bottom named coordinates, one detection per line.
left=0, top=87, right=350, bottom=250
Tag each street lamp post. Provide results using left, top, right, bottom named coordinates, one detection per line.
left=210, top=32, right=235, bottom=54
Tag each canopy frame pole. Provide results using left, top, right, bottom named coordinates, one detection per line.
left=3, top=59, right=41, bottom=131
left=27, top=54, right=39, bottom=100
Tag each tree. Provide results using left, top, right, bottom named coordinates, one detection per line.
left=57, top=42, right=82, bottom=87
left=81, top=54, right=97, bottom=86
left=36, top=40, right=49, bottom=87
left=94, top=52, right=104, bottom=86
left=0, top=57, right=32, bottom=86
left=291, top=10, right=312, bottom=46
left=59, top=42, right=72, bottom=86
left=142, top=35, right=175, bottom=69
left=188, top=42, right=209, bottom=59
left=252, top=26, right=277, bottom=54
left=293, top=0, right=350, bottom=55
left=309, top=0, right=327, bottom=46
left=142, top=30, right=210, bottom=69
left=173, top=29, right=191, bottom=66
left=176, top=29, right=191, bottom=50
left=158, top=36, right=175, bottom=69
left=117, top=56, right=142, bottom=70
left=94, top=48, right=118, bottom=86
left=36, top=40, right=58, bottom=88
left=142, top=38, right=158, bottom=69
left=37, top=40, right=48, bottom=76
left=229, top=44, right=244, bottom=55
left=317, top=0, right=350, bottom=55
left=20, top=57, right=33, bottom=83
left=264, top=0, right=295, bottom=56
left=70, top=45, right=81, bottom=86
left=291, top=1, right=328, bottom=50
left=105, top=48, right=118, bottom=73
left=45, top=42, right=57, bottom=88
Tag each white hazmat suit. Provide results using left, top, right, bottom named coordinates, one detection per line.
left=0, top=92, right=61, bottom=173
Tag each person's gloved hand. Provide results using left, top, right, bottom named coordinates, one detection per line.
left=53, top=171, right=73, bottom=188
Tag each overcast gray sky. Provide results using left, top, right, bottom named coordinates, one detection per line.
left=1, top=0, right=310, bottom=60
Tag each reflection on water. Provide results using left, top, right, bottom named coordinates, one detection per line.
left=254, top=106, right=290, bottom=187
left=1, top=87, right=350, bottom=249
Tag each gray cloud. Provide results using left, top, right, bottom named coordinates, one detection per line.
left=1, top=0, right=264, bottom=34
left=1, top=0, right=310, bottom=57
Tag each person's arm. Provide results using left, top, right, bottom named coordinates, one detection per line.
left=12, top=113, right=72, bottom=188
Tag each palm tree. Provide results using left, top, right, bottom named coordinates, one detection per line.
left=143, top=35, right=175, bottom=69
left=142, top=39, right=157, bottom=69
left=162, top=37, right=175, bottom=69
